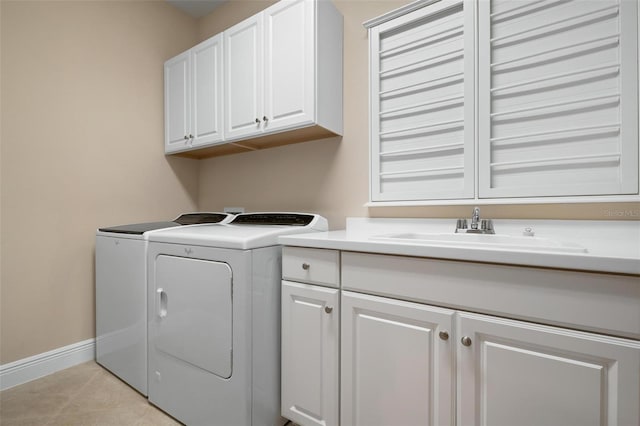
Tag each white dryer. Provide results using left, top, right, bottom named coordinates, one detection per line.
left=95, top=212, right=234, bottom=395
left=146, top=213, right=328, bottom=426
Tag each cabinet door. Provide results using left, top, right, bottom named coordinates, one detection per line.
left=458, top=312, right=640, bottom=426
left=164, top=51, right=190, bottom=153
left=369, top=0, right=475, bottom=202
left=263, top=0, right=315, bottom=132
left=191, top=34, right=224, bottom=148
left=281, top=281, right=339, bottom=426
left=341, top=291, right=455, bottom=426
left=224, top=14, right=264, bottom=141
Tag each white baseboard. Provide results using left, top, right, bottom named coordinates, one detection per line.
left=0, top=338, right=95, bottom=391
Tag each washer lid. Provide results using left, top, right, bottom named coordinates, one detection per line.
left=98, top=221, right=181, bottom=235
left=98, top=213, right=233, bottom=235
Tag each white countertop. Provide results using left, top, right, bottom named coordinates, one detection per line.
left=279, top=218, right=640, bottom=275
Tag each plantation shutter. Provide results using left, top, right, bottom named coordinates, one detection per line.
left=369, top=0, right=475, bottom=202
left=478, top=0, right=639, bottom=198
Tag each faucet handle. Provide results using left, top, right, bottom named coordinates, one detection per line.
left=455, top=218, right=468, bottom=233
left=480, top=219, right=495, bottom=233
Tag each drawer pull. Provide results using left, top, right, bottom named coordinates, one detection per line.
left=439, top=331, right=449, bottom=341
left=461, top=336, right=472, bottom=347
left=302, top=263, right=310, bottom=270
left=325, top=306, right=333, bottom=314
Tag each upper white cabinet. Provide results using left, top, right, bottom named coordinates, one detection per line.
left=225, top=0, right=343, bottom=143
left=366, top=0, right=639, bottom=204
left=165, top=51, right=190, bottom=153
left=164, top=35, right=224, bottom=154
left=164, top=0, right=343, bottom=158
left=264, top=0, right=318, bottom=133
left=224, top=14, right=263, bottom=140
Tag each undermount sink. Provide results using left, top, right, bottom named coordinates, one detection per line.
left=372, top=232, right=588, bottom=254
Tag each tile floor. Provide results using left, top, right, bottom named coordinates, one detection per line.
left=0, top=361, right=182, bottom=426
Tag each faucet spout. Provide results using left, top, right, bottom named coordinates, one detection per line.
left=471, top=207, right=480, bottom=230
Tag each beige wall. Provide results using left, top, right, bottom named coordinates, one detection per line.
left=0, top=0, right=199, bottom=364
left=0, top=0, right=638, bottom=366
left=196, top=0, right=639, bottom=229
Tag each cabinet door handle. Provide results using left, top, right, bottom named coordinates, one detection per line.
left=263, top=116, right=268, bottom=122
left=255, top=118, right=261, bottom=123
left=439, top=331, right=449, bottom=341
left=325, top=306, right=333, bottom=314
left=184, top=135, right=189, bottom=140
left=188, top=134, right=193, bottom=139
left=302, top=263, right=310, bottom=270
left=461, top=336, right=472, bottom=346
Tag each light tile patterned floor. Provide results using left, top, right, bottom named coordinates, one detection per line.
left=0, top=361, right=182, bottom=426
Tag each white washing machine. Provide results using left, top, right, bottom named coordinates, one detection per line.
left=146, top=212, right=328, bottom=426
left=95, top=212, right=234, bottom=395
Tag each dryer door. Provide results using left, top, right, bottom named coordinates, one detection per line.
left=154, top=255, right=232, bottom=378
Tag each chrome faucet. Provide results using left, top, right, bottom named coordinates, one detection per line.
left=455, top=207, right=495, bottom=234
left=471, top=207, right=480, bottom=230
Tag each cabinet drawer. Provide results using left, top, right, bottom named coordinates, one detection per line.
left=342, top=251, right=640, bottom=340
left=283, top=247, right=339, bottom=287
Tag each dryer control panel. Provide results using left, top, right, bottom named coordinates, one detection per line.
left=230, top=213, right=315, bottom=226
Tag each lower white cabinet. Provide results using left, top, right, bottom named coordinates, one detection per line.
left=282, top=249, right=640, bottom=426
left=341, top=291, right=454, bottom=426
left=458, top=312, right=640, bottom=426
left=281, top=280, right=339, bottom=426
left=339, top=292, right=640, bottom=426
